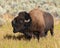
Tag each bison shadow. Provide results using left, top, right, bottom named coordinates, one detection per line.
left=4, top=34, right=32, bottom=40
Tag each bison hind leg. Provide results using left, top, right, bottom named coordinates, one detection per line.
left=49, top=25, right=54, bottom=36
left=50, top=27, right=54, bottom=36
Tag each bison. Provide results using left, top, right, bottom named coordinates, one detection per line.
left=12, top=11, right=32, bottom=39
left=12, top=8, right=54, bottom=41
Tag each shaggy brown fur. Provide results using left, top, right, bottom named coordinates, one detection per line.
left=12, top=8, right=54, bottom=41
left=28, top=8, right=54, bottom=40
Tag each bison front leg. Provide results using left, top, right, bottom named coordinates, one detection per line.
left=39, top=28, right=46, bottom=37
left=34, top=31, right=45, bottom=41
left=33, top=31, right=40, bottom=41
left=45, top=30, right=48, bottom=36
left=36, top=33, right=40, bottom=42
left=24, top=32, right=32, bottom=40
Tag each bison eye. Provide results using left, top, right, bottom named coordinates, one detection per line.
left=19, top=20, right=24, bottom=23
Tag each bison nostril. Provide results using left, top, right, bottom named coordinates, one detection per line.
left=13, top=20, right=15, bottom=24
left=13, top=28, right=17, bottom=33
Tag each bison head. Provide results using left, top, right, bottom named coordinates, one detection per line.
left=12, top=11, right=32, bottom=33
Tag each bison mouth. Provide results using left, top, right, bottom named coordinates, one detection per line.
left=13, top=29, right=23, bottom=33
left=13, top=30, right=17, bottom=33
left=13, top=27, right=26, bottom=33
left=13, top=28, right=19, bottom=33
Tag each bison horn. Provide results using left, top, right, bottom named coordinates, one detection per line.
left=24, top=19, right=30, bottom=23
left=25, top=12, right=32, bottom=23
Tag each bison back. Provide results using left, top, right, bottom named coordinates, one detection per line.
left=29, top=9, right=45, bottom=31
left=43, top=12, right=54, bottom=31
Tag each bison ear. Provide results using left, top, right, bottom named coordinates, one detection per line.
left=24, top=13, right=32, bottom=23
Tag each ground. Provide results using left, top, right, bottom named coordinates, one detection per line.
left=0, top=19, right=60, bottom=48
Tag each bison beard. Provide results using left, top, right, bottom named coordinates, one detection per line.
left=12, top=9, right=54, bottom=41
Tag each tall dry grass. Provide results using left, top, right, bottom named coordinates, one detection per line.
left=0, top=18, right=60, bottom=48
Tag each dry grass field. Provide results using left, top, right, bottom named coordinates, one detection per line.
left=0, top=18, right=60, bottom=48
